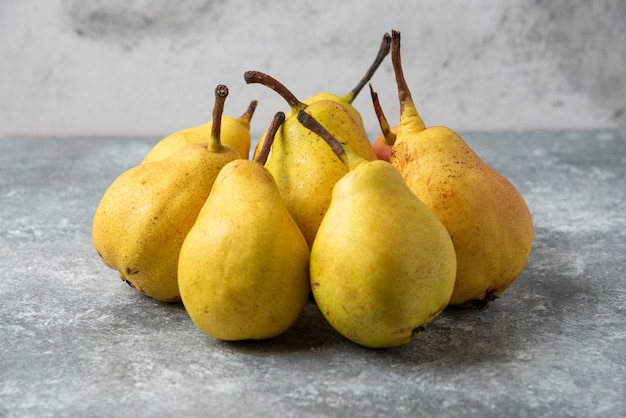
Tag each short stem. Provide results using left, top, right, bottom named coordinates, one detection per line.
left=244, top=71, right=305, bottom=111
left=343, top=32, right=392, bottom=104
left=369, top=83, right=396, bottom=146
left=254, top=111, right=285, bottom=166
left=209, top=84, right=228, bottom=152
left=237, top=100, right=258, bottom=129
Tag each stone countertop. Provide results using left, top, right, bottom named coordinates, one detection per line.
left=1, top=130, right=624, bottom=417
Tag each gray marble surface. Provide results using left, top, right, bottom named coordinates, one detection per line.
left=1, top=130, right=625, bottom=417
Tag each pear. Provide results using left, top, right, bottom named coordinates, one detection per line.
left=177, top=112, right=310, bottom=341
left=298, top=110, right=457, bottom=348
left=243, top=70, right=377, bottom=248
left=387, top=30, right=534, bottom=308
left=142, top=98, right=256, bottom=162
left=245, top=70, right=377, bottom=162
left=247, top=32, right=389, bottom=161
left=92, top=85, right=239, bottom=302
left=369, top=83, right=397, bottom=161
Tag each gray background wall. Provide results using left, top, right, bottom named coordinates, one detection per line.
left=1, top=0, right=625, bottom=139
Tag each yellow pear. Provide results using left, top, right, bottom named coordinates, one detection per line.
left=387, top=30, right=534, bottom=308
left=244, top=70, right=377, bottom=247
left=247, top=33, right=389, bottom=161
left=369, top=83, right=397, bottom=162
left=178, top=112, right=310, bottom=341
left=92, top=85, right=239, bottom=302
left=142, top=98, right=256, bottom=162
left=245, top=70, right=377, bottom=163
left=298, top=111, right=457, bottom=348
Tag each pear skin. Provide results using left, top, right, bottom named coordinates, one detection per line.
left=262, top=103, right=351, bottom=248
left=92, top=142, right=238, bottom=302
left=310, top=159, right=457, bottom=348
left=296, top=110, right=456, bottom=349
left=92, top=84, right=239, bottom=302
left=387, top=30, right=533, bottom=308
left=304, top=99, right=377, bottom=161
left=252, top=97, right=377, bottom=164
left=267, top=98, right=381, bottom=247
left=142, top=99, right=256, bottom=162
left=391, top=127, right=534, bottom=308
left=244, top=70, right=377, bottom=247
left=372, top=127, right=397, bottom=162
left=303, top=92, right=365, bottom=128
left=177, top=157, right=310, bottom=341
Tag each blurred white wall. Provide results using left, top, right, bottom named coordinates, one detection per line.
left=1, top=0, right=624, bottom=139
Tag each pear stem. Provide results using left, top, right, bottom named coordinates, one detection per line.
left=343, top=32, right=392, bottom=104
left=238, top=100, right=258, bottom=127
left=209, top=84, right=229, bottom=152
left=244, top=71, right=305, bottom=111
left=369, top=83, right=396, bottom=146
left=296, top=110, right=348, bottom=166
left=391, top=30, right=413, bottom=112
left=254, top=111, right=285, bottom=166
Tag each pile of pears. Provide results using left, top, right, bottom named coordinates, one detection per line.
left=92, top=30, right=534, bottom=349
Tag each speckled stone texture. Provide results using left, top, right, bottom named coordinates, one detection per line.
left=1, top=131, right=625, bottom=417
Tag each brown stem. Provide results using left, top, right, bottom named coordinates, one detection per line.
left=369, top=83, right=396, bottom=144
left=209, top=84, right=229, bottom=151
left=296, top=110, right=347, bottom=165
left=244, top=71, right=305, bottom=110
left=391, top=30, right=413, bottom=112
left=345, top=32, right=392, bottom=103
left=254, top=111, right=285, bottom=166
left=238, top=100, right=258, bottom=126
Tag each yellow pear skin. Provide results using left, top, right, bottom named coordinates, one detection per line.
left=387, top=30, right=533, bottom=308
left=178, top=159, right=310, bottom=341
left=391, top=127, right=534, bottom=308
left=92, top=142, right=239, bottom=302
left=302, top=92, right=364, bottom=127
left=310, top=160, right=457, bottom=348
left=142, top=99, right=256, bottom=162
left=256, top=98, right=377, bottom=165
left=245, top=58, right=380, bottom=164
left=264, top=100, right=375, bottom=248
left=244, top=70, right=377, bottom=247
left=294, top=110, right=456, bottom=349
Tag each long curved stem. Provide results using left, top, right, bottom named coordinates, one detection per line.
left=343, top=32, right=392, bottom=103
left=244, top=71, right=305, bottom=110
left=391, top=30, right=413, bottom=112
left=391, top=30, right=426, bottom=132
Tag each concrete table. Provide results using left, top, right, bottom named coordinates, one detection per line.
left=1, top=130, right=624, bottom=417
